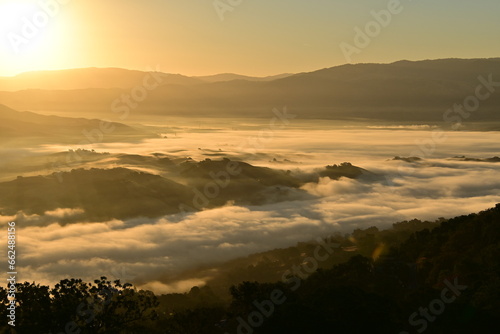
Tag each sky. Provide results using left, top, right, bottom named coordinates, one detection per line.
left=0, top=0, right=499, bottom=77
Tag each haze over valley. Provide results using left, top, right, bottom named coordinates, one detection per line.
left=1, top=65, right=499, bottom=291
left=1, top=1, right=499, bottom=332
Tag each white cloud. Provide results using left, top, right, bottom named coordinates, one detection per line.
left=5, top=128, right=500, bottom=293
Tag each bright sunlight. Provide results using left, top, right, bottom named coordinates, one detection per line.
left=0, top=0, right=74, bottom=76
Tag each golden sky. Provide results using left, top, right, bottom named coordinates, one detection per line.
left=0, top=0, right=499, bottom=77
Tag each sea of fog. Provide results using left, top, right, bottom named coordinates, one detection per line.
left=3, top=122, right=500, bottom=293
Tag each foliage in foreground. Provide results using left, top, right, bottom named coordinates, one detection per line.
left=1, top=204, right=500, bottom=333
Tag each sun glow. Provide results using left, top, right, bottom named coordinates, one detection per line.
left=0, top=0, right=74, bottom=76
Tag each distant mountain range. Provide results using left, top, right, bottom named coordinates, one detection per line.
left=0, top=68, right=203, bottom=91
left=0, top=58, right=499, bottom=122
left=0, top=68, right=292, bottom=91
left=193, top=73, right=293, bottom=83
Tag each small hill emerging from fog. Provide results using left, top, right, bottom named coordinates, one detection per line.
left=0, top=168, right=193, bottom=220
left=0, top=158, right=368, bottom=221
left=451, top=155, right=500, bottom=162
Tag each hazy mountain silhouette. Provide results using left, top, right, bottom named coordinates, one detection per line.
left=0, top=67, right=202, bottom=91
left=195, top=73, right=293, bottom=83
left=0, top=104, right=153, bottom=144
left=1, top=58, right=499, bottom=122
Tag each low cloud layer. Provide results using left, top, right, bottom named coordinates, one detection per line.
left=3, top=128, right=500, bottom=293
left=5, top=158, right=499, bottom=293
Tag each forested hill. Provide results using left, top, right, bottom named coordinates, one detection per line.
left=157, top=204, right=500, bottom=333
left=2, top=204, right=499, bottom=333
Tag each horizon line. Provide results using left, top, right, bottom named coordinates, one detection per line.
left=3, top=56, right=499, bottom=79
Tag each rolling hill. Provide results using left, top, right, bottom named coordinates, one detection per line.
left=0, top=157, right=369, bottom=221
left=0, top=58, right=499, bottom=123
left=0, top=104, right=153, bottom=144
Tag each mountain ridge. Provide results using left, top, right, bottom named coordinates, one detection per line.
left=1, top=58, right=500, bottom=122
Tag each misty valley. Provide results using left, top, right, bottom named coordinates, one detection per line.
left=1, top=59, right=500, bottom=333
